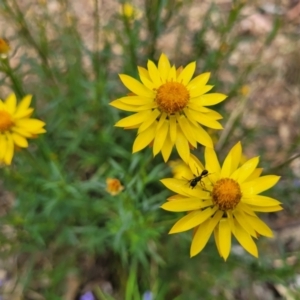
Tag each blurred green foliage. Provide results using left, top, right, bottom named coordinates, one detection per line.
left=0, top=0, right=298, bottom=299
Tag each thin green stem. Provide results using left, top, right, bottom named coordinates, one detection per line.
left=0, top=58, right=25, bottom=97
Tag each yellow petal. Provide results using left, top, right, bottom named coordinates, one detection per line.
left=12, top=127, right=32, bottom=138
left=5, top=93, right=17, bottom=114
left=169, top=115, right=177, bottom=144
left=175, top=125, right=190, bottom=164
left=242, top=195, right=281, bottom=207
left=3, top=133, right=14, bottom=165
left=169, top=208, right=215, bottom=234
left=139, top=74, right=155, bottom=91
left=243, top=214, right=273, bottom=237
left=189, top=123, right=213, bottom=148
left=198, top=93, right=227, bottom=106
left=190, top=210, right=223, bottom=257
left=132, top=121, right=156, bottom=153
left=12, top=108, right=34, bottom=119
left=245, top=168, right=263, bottom=182
left=167, top=194, right=185, bottom=200
left=177, top=115, right=197, bottom=148
left=214, top=226, right=221, bottom=257
left=156, top=112, right=167, bottom=131
left=33, top=128, right=46, bottom=134
left=248, top=205, right=282, bottom=212
left=182, top=108, right=199, bottom=127
left=147, top=60, right=162, bottom=88
left=205, top=147, right=221, bottom=176
left=114, top=110, right=152, bottom=127
left=221, top=142, right=242, bottom=178
left=16, top=95, right=32, bottom=113
left=138, top=67, right=154, bottom=90
left=233, top=156, right=260, bottom=183
left=161, top=198, right=212, bottom=212
left=187, top=101, right=209, bottom=112
left=114, top=96, right=153, bottom=105
left=110, top=100, right=156, bottom=112
left=167, top=65, right=176, bottom=81
left=188, top=154, right=205, bottom=176
left=119, top=74, right=154, bottom=98
left=177, top=61, right=196, bottom=85
left=138, top=109, right=160, bottom=133
left=218, top=218, right=231, bottom=261
left=158, top=53, right=171, bottom=82
left=161, top=131, right=174, bottom=162
left=161, top=178, right=189, bottom=195
left=241, top=175, right=280, bottom=195
left=176, top=66, right=183, bottom=77
left=232, top=219, right=258, bottom=258
left=15, top=119, right=45, bottom=133
left=233, top=210, right=257, bottom=237
left=185, top=108, right=223, bottom=129
left=153, top=120, right=169, bottom=156
left=226, top=210, right=235, bottom=230
left=11, top=132, right=28, bottom=148
left=160, top=178, right=209, bottom=198
left=187, top=72, right=211, bottom=97
left=204, top=108, right=223, bottom=120
left=138, top=66, right=150, bottom=80
left=237, top=202, right=256, bottom=216
left=0, top=133, right=7, bottom=160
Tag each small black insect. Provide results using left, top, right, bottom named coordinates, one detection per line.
left=188, top=169, right=209, bottom=189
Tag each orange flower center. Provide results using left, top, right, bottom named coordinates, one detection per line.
left=155, top=82, right=189, bottom=114
left=0, top=110, right=14, bottom=132
left=212, top=178, right=242, bottom=210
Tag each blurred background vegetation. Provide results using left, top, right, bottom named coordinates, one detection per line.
left=0, top=0, right=300, bottom=299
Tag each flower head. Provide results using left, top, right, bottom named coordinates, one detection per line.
left=161, top=142, right=282, bottom=260
left=110, top=53, right=227, bottom=163
left=106, top=178, right=124, bottom=196
left=0, top=93, right=46, bottom=165
left=122, top=2, right=134, bottom=19
left=0, top=38, right=10, bottom=58
left=120, top=2, right=141, bottom=20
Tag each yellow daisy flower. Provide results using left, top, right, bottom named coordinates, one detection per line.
left=161, top=142, right=282, bottom=260
left=0, top=93, right=46, bottom=165
left=110, top=53, right=227, bottom=163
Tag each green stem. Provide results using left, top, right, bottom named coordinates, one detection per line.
left=0, top=58, right=25, bottom=97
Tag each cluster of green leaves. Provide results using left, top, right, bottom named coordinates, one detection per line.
left=0, top=0, right=297, bottom=299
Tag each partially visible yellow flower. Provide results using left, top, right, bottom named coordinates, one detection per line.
left=0, top=38, right=10, bottom=58
left=110, top=53, right=227, bottom=163
left=106, top=178, right=124, bottom=196
left=120, top=2, right=141, bottom=20
left=169, top=159, right=193, bottom=180
left=161, top=142, right=282, bottom=260
left=122, top=2, right=135, bottom=19
left=239, top=85, right=250, bottom=96
left=0, top=93, right=46, bottom=165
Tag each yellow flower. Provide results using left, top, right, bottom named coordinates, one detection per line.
left=239, top=84, right=250, bottom=96
left=169, top=159, right=193, bottom=180
left=122, top=2, right=134, bottom=19
left=106, top=178, right=124, bottom=196
left=0, top=38, right=10, bottom=58
left=121, top=2, right=141, bottom=20
left=161, top=142, right=282, bottom=260
left=110, top=53, right=227, bottom=163
left=0, top=93, right=46, bottom=165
